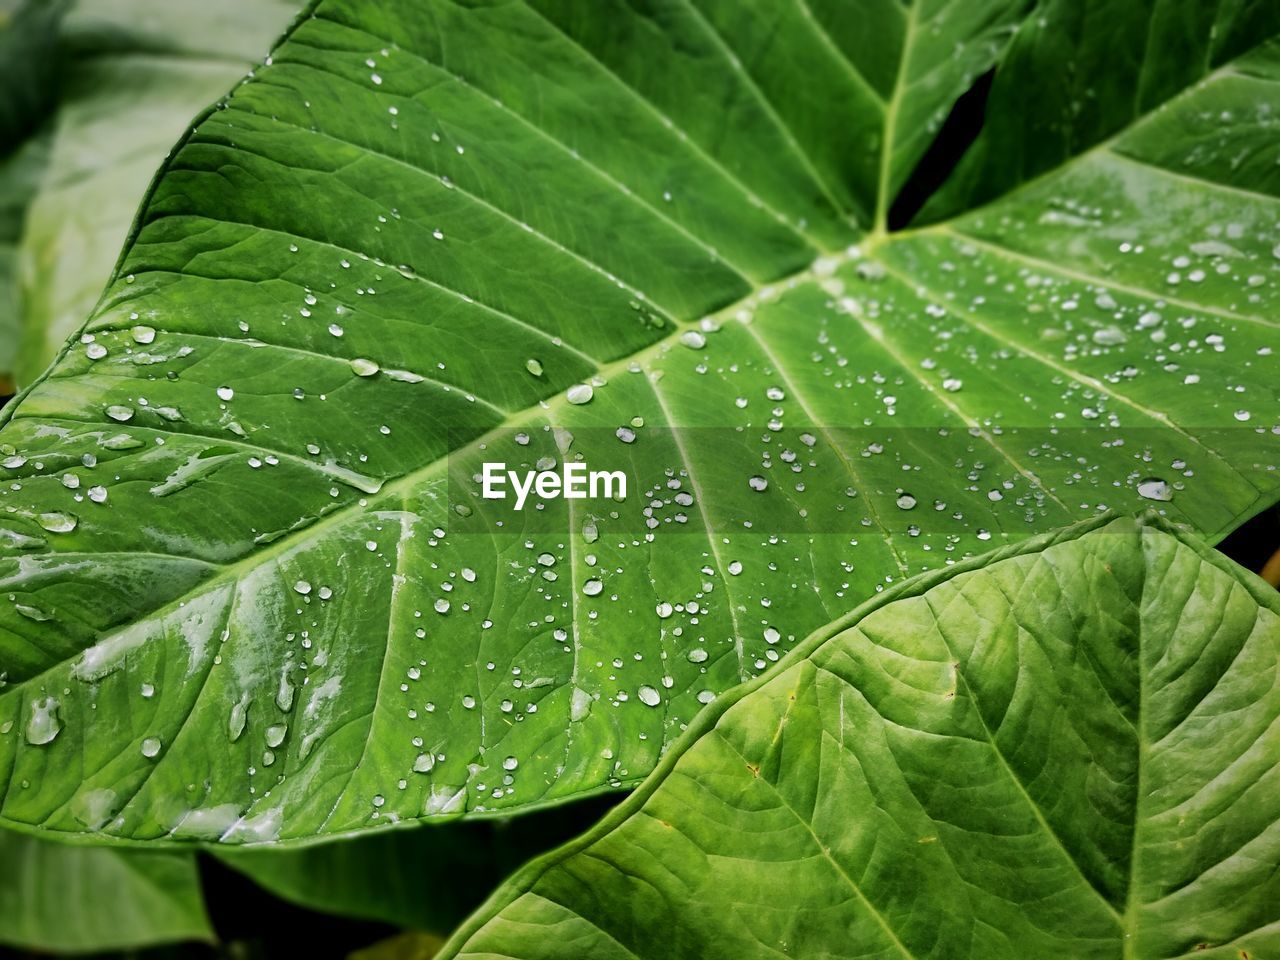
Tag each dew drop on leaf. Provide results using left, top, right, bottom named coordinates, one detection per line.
left=25, top=697, right=61, bottom=745
left=1137, top=478, right=1174, bottom=502
left=37, top=512, right=77, bottom=533
left=566, top=383, right=594, bottom=405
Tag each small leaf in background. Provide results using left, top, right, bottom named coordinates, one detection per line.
left=0, top=0, right=64, bottom=389
left=349, top=931, right=446, bottom=960
left=0, top=828, right=212, bottom=952
left=11, top=0, right=299, bottom=386
left=217, top=793, right=619, bottom=935
left=440, top=516, right=1280, bottom=959
left=0, top=0, right=1276, bottom=844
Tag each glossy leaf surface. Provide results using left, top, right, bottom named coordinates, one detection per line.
left=441, top=517, right=1280, bottom=959
left=0, top=0, right=1277, bottom=841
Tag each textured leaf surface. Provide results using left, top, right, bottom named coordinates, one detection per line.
left=440, top=517, right=1280, bottom=959
left=0, top=0, right=1277, bottom=842
left=13, top=0, right=298, bottom=385
left=0, top=828, right=212, bottom=951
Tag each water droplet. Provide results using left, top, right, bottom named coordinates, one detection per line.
left=216, top=386, right=234, bottom=401
left=294, top=580, right=312, bottom=596
left=16, top=603, right=51, bottom=622
left=105, top=405, right=134, bottom=422
left=37, top=512, right=77, bottom=533
left=1092, top=326, right=1128, bottom=346
left=637, top=685, right=661, bottom=707
left=566, top=383, right=594, bottom=405
left=434, top=598, right=451, bottom=614
left=413, top=753, right=435, bottom=773
left=25, top=697, right=61, bottom=745
left=525, top=358, right=544, bottom=377
left=228, top=693, right=251, bottom=742
left=582, top=579, right=603, bottom=597
left=570, top=687, right=592, bottom=721
left=265, top=724, right=288, bottom=748
left=1137, top=478, right=1173, bottom=502
left=131, top=326, right=156, bottom=344
left=748, top=475, right=768, bottom=492
left=140, top=736, right=162, bottom=759
left=896, top=493, right=917, bottom=510
left=655, top=602, right=673, bottom=619
left=680, top=331, right=706, bottom=349
left=350, top=358, right=380, bottom=377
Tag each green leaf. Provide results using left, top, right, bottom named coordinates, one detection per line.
left=0, top=132, right=50, bottom=388
left=13, top=0, right=300, bottom=386
left=217, top=796, right=619, bottom=933
left=350, top=932, right=447, bottom=960
left=0, top=0, right=1277, bottom=842
left=439, top=515, right=1280, bottom=959
left=920, top=0, right=1280, bottom=222
left=0, top=0, right=64, bottom=385
left=0, top=828, right=213, bottom=952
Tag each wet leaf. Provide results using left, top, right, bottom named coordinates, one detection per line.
left=0, top=0, right=1277, bottom=841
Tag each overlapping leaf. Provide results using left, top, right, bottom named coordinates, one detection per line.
left=0, top=828, right=212, bottom=951
left=11, top=0, right=300, bottom=385
left=440, top=517, right=1280, bottom=959
left=0, top=0, right=1277, bottom=842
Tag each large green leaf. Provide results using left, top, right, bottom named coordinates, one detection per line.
left=439, top=515, right=1280, bottom=959
left=12, top=0, right=300, bottom=386
left=0, top=828, right=212, bottom=952
left=0, top=0, right=1277, bottom=842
